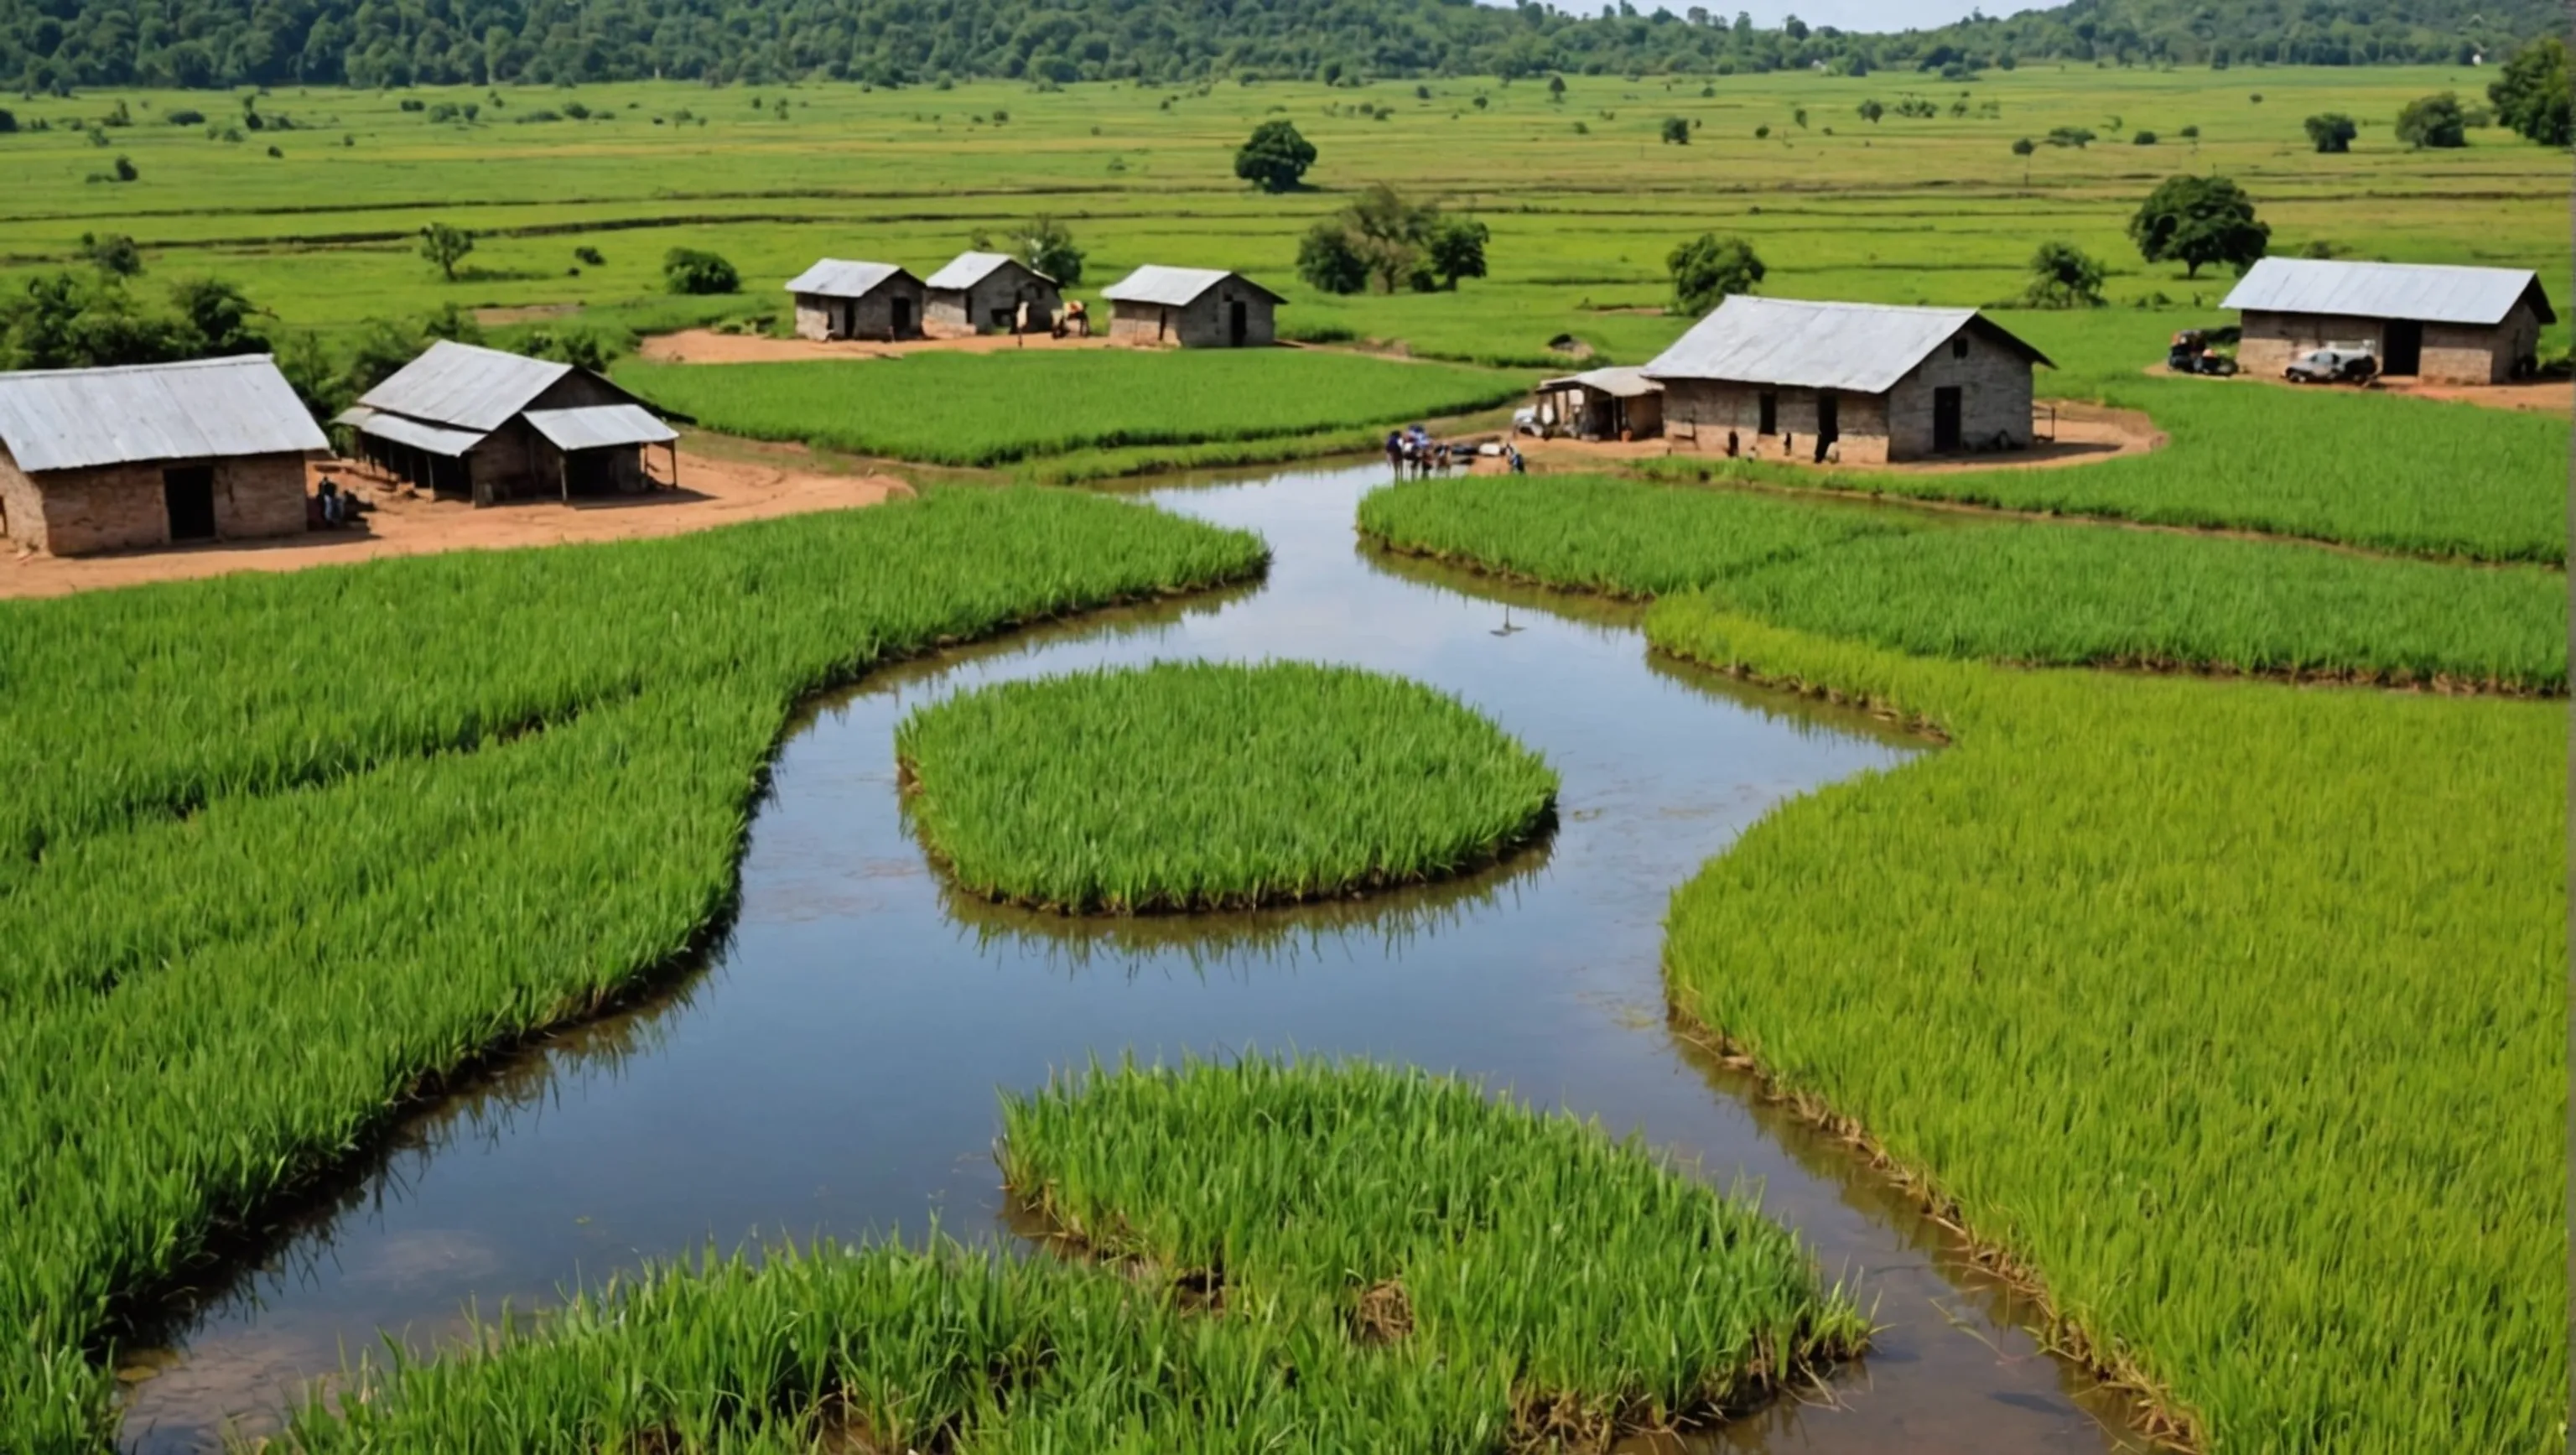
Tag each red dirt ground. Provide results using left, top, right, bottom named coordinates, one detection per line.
left=2148, top=364, right=2571, bottom=415
left=1478, top=399, right=2163, bottom=475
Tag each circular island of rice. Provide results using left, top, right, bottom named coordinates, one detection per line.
left=894, top=661, right=1558, bottom=914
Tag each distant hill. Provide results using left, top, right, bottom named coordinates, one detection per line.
left=0, top=0, right=2559, bottom=91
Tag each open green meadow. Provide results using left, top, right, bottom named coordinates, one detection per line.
left=896, top=662, right=1558, bottom=912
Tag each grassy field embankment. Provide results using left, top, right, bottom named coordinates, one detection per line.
left=0, top=489, right=1265, bottom=1451
left=897, top=662, right=1558, bottom=912
left=277, top=1057, right=1864, bottom=1451
left=1353, top=470, right=2567, bottom=1450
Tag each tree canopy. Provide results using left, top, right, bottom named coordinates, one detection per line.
left=1234, top=120, right=1315, bottom=194
left=2128, top=174, right=2269, bottom=279
left=1294, top=183, right=1483, bottom=294
left=2488, top=38, right=2572, bottom=146
left=2394, top=91, right=2468, bottom=148
left=1666, top=234, right=1763, bottom=316
left=2303, top=112, right=2359, bottom=152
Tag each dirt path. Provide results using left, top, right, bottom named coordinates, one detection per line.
left=2148, top=364, right=2570, bottom=415
left=1481, top=398, right=2163, bottom=475
left=638, top=329, right=1127, bottom=364
left=0, top=448, right=911, bottom=600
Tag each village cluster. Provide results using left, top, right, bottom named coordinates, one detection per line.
left=0, top=252, right=2553, bottom=559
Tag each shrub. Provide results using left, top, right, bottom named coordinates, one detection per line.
left=662, top=247, right=740, bottom=295
left=1666, top=233, right=1763, bottom=316
left=2020, top=241, right=2106, bottom=309
left=165, top=108, right=204, bottom=126
left=2395, top=92, right=2468, bottom=149
left=1659, top=115, right=1689, bottom=144
left=2304, top=113, right=2359, bottom=153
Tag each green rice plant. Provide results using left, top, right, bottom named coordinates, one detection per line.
left=278, top=1058, right=1864, bottom=1452
left=1358, top=474, right=2567, bottom=690
left=612, top=351, right=1526, bottom=467
left=0, top=489, right=1265, bottom=1450
left=1644, top=599, right=2564, bottom=1452
left=895, top=662, right=1558, bottom=912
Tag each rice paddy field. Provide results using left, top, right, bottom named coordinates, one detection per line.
left=896, top=662, right=1558, bottom=912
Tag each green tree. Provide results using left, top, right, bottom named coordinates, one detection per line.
left=2303, top=113, right=2358, bottom=153
left=0, top=109, right=16, bottom=134
left=418, top=221, right=475, bottom=281
left=1295, top=220, right=1369, bottom=294
left=1345, top=182, right=1437, bottom=293
left=2010, top=136, right=2035, bottom=155
left=169, top=278, right=268, bottom=354
left=2127, top=174, right=2268, bottom=278
left=112, top=154, right=138, bottom=181
left=2395, top=92, right=2467, bottom=149
left=1857, top=99, right=1883, bottom=124
left=1660, top=115, right=1689, bottom=144
left=79, top=231, right=143, bottom=277
left=2020, top=241, right=2106, bottom=309
left=1547, top=74, right=1566, bottom=101
left=1014, top=216, right=1085, bottom=286
left=662, top=247, right=740, bottom=294
left=1666, top=233, right=1763, bottom=315
left=1233, top=119, right=1316, bottom=193
left=1425, top=216, right=1489, bottom=289
left=2489, top=38, right=2572, bottom=147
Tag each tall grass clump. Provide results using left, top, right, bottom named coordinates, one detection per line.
left=0, top=488, right=1266, bottom=1450
left=613, top=351, right=1526, bottom=467
left=896, top=662, right=1558, bottom=912
left=1646, top=599, right=2565, bottom=1452
left=281, top=1058, right=1863, bottom=1452
left=1359, top=474, right=2566, bottom=691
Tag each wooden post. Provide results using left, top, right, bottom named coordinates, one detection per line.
left=558, top=448, right=570, bottom=502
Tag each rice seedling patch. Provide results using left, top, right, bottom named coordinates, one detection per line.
left=895, top=661, right=1559, bottom=912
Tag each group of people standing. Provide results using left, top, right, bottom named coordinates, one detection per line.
left=1384, top=424, right=1524, bottom=480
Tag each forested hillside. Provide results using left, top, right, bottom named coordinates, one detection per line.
left=0, top=0, right=2559, bottom=93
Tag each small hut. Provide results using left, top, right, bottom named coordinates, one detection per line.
left=1100, top=267, right=1282, bottom=348
left=0, top=355, right=326, bottom=555
left=2221, top=257, right=2554, bottom=384
left=1533, top=367, right=1664, bottom=440
left=1643, top=297, right=2052, bottom=465
left=785, top=260, right=926, bottom=341
left=923, top=252, right=1062, bottom=337
left=336, top=340, right=676, bottom=506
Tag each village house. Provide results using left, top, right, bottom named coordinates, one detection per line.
left=0, top=354, right=327, bottom=556
left=922, top=252, right=1062, bottom=337
left=785, top=259, right=927, bottom=341
left=1533, top=366, right=1664, bottom=440
left=2221, top=257, right=2554, bottom=384
left=1642, top=296, right=2053, bottom=465
left=335, top=340, right=676, bottom=506
left=1101, top=267, right=1282, bottom=347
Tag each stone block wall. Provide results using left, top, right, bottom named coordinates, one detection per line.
left=1659, top=380, right=1893, bottom=465
left=1883, top=329, right=2037, bottom=456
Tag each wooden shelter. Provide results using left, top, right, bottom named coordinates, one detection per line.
left=1643, top=297, right=2051, bottom=465
left=785, top=259, right=927, bottom=341
left=335, top=341, right=676, bottom=506
left=2221, top=258, right=2553, bottom=384
left=923, top=252, right=1062, bottom=337
left=1534, top=367, right=1664, bottom=440
left=0, top=355, right=326, bottom=555
left=1100, top=267, right=1281, bottom=348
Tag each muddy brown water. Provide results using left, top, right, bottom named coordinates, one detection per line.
left=117, top=462, right=2158, bottom=1454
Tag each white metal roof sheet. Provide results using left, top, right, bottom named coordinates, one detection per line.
left=923, top=251, right=1054, bottom=291
left=1640, top=296, right=2049, bottom=394
left=2221, top=257, right=2553, bottom=327
left=1101, top=265, right=1282, bottom=307
left=523, top=404, right=676, bottom=451
left=339, top=404, right=487, bottom=457
left=1540, top=366, right=1663, bottom=398
left=356, top=340, right=571, bottom=433
left=0, top=355, right=327, bottom=473
left=783, top=258, right=912, bottom=299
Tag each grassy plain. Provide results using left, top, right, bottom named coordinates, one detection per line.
left=0, top=490, right=1265, bottom=1450
left=896, top=662, right=1558, bottom=912
left=614, top=350, right=1525, bottom=465
left=278, top=1058, right=1862, bottom=1452
left=1360, top=474, right=2567, bottom=689
left=1647, top=602, right=2563, bottom=1453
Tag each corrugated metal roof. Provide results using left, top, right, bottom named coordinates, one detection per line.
left=923, top=251, right=1054, bottom=291
left=2221, top=257, right=2554, bottom=326
left=0, top=355, right=327, bottom=474
left=356, top=340, right=570, bottom=432
left=1540, top=366, right=1663, bottom=398
left=339, top=404, right=486, bottom=457
left=1101, top=266, right=1284, bottom=307
left=1640, top=297, right=2050, bottom=394
left=783, top=259, right=912, bottom=299
left=523, top=404, right=677, bottom=451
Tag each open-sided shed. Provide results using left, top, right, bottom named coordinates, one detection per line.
left=1643, top=297, right=2052, bottom=465
left=1101, top=267, right=1281, bottom=348
left=1534, top=366, right=1664, bottom=440
left=923, top=252, right=1062, bottom=337
left=0, top=355, right=326, bottom=555
left=786, top=259, right=927, bottom=341
left=336, top=340, right=675, bottom=505
left=2221, top=257, right=2554, bottom=384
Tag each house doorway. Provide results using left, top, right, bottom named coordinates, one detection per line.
left=2381, top=319, right=2423, bottom=377
left=1814, top=391, right=1839, bottom=463
left=1229, top=300, right=1249, bottom=346
left=890, top=296, right=916, bottom=338
left=163, top=465, right=216, bottom=541
left=1932, top=387, right=1963, bottom=452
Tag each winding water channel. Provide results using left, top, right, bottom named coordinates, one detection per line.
left=120, top=462, right=2153, bottom=1453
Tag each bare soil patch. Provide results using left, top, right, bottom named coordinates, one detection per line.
left=473, top=302, right=585, bottom=326
left=0, top=449, right=910, bottom=600
left=2148, top=364, right=2570, bottom=415
left=1475, top=399, right=2161, bottom=475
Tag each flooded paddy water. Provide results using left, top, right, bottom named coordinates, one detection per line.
left=119, top=462, right=2158, bottom=1454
